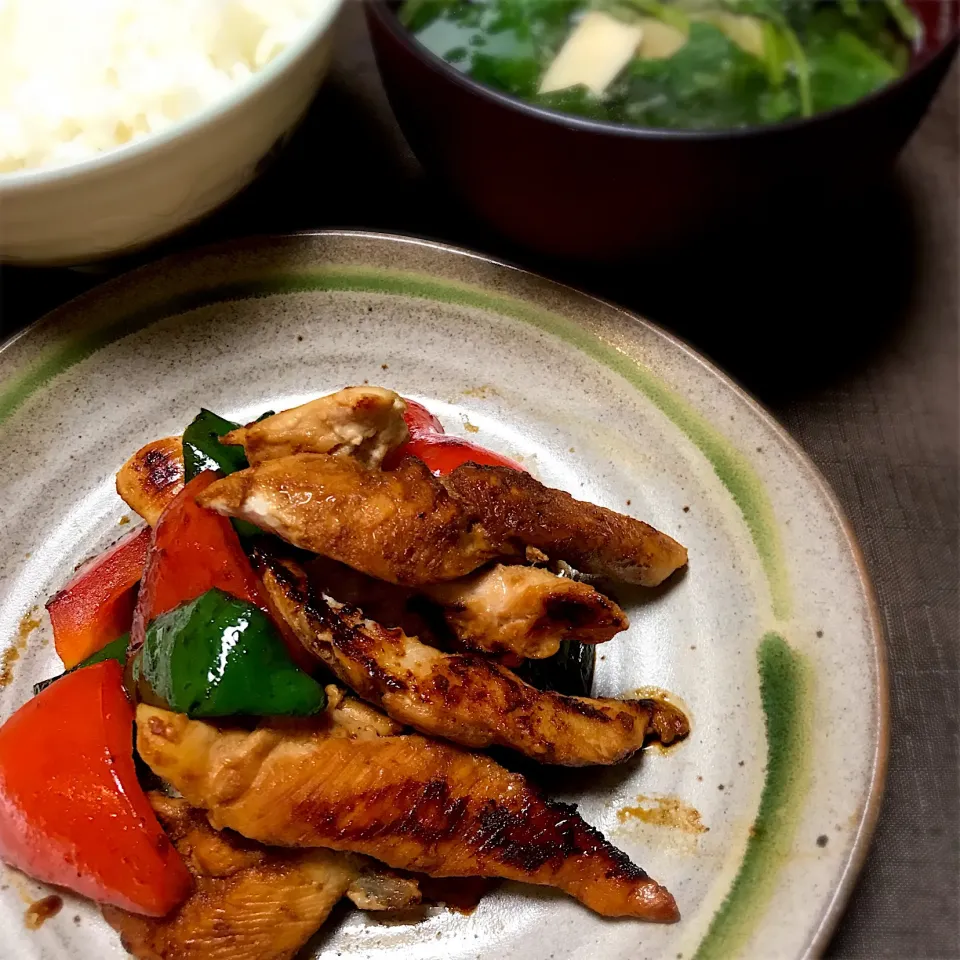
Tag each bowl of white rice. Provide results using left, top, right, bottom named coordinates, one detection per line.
left=0, top=0, right=344, bottom=264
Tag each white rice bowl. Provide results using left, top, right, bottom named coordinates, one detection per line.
left=0, top=0, right=328, bottom=173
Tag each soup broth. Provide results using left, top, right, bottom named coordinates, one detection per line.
left=399, top=0, right=919, bottom=129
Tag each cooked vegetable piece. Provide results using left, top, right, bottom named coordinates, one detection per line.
left=804, top=9, right=902, bottom=111
left=624, top=21, right=801, bottom=128
left=129, top=471, right=268, bottom=664
left=521, top=638, right=596, bottom=697
left=137, top=589, right=325, bottom=718
left=697, top=11, right=765, bottom=57
left=624, top=0, right=688, bottom=34
left=539, top=11, right=644, bottom=95
left=402, top=398, right=445, bottom=437
left=0, top=661, right=192, bottom=916
left=390, top=396, right=525, bottom=475
left=182, top=409, right=249, bottom=482
left=47, top=526, right=150, bottom=668
left=33, top=632, right=129, bottom=696
left=393, top=434, right=526, bottom=475
left=182, top=409, right=273, bottom=538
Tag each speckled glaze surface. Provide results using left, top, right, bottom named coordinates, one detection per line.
left=0, top=233, right=886, bottom=960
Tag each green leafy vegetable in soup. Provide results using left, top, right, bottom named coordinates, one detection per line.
left=399, top=0, right=919, bottom=129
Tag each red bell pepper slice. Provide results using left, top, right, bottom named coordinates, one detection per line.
left=129, top=470, right=315, bottom=673
left=0, top=660, right=192, bottom=915
left=47, top=526, right=151, bottom=669
left=130, top=471, right=266, bottom=655
left=397, top=435, right=526, bottom=476
left=394, top=398, right=526, bottom=476
left=403, top=399, right=445, bottom=437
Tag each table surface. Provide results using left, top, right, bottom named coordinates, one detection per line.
left=1, top=8, right=958, bottom=959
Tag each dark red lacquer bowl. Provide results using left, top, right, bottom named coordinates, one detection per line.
left=367, top=0, right=958, bottom=260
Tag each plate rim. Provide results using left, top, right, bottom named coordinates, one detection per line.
left=0, top=229, right=889, bottom=959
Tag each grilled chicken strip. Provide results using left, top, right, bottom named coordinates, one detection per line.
left=423, top=563, right=628, bottom=658
left=102, top=794, right=359, bottom=960
left=258, top=554, right=687, bottom=765
left=223, top=387, right=409, bottom=468
left=136, top=705, right=679, bottom=922
left=442, top=464, right=688, bottom=586
left=116, top=437, right=185, bottom=526
left=198, top=451, right=685, bottom=588
left=303, top=557, right=622, bottom=659
left=199, top=454, right=508, bottom=585
left=106, top=694, right=422, bottom=960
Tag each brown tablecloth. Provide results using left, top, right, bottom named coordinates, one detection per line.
left=1, top=7, right=957, bottom=958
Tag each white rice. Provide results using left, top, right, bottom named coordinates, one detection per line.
left=0, top=0, right=326, bottom=174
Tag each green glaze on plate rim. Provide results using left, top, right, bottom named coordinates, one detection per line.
left=694, top=633, right=813, bottom=960
left=0, top=232, right=887, bottom=960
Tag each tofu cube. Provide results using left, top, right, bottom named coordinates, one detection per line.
left=539, top=11, right=644, bottom=96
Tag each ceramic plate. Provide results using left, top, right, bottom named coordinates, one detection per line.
left=0, top=233, right=886, bottom=960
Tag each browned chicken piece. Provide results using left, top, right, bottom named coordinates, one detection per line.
left=303, top=556, right=623, bottom=659
left=258, top=554, right=688, bottom=765
left=442, top=463, right=688, bottom=586
left=198, top=454, right=509, bottom=585
left=198, top=450, right=684, bottom=588
left=283, top=690, right=424, bottom=911
left=423, top=563, right=629, bottom=658
left=102, top=794, right=359, bottom=960
left=136, top=705, right=679, bottom=922
left=223, top=387, right=409, bottom=468
left=116, top=437, right=185, bottom=526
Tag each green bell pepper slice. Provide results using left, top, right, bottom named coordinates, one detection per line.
left=182, top=409, right=273, bottom=538
left=138, top=588, right=325, bottom=718
left=182, top=409, right=249, bottom=482
left=520, top=638, right=595, bottom=698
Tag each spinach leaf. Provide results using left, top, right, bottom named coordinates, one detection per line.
left=400, top=0, right=460, bottom=32
left=802, top=10, right=900, bottom=112
left=470, top=51, right=543, bottom=98
left=486, top=0, right=581, bottom=57
left=622, top=21, right=778, bottom=129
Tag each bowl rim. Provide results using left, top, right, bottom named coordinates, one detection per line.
left=366, top=0, right=959, bottom=141
left=0, top=0, right=345, bottom=193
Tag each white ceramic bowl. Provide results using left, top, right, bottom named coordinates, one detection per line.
left=0, top=0, right=343, bottom=266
